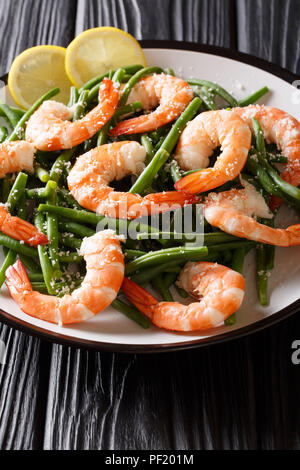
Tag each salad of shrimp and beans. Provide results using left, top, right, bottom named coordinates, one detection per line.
left=0, top=36, right=300, bottom=331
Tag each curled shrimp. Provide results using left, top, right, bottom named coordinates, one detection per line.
left=233, top=104, right=300, bottom=209
left=110, top=74, right=193, bottom=136
left=67, top=141, right=198, bottom=219
left=0, top=141, right=47, bottom=245
left=174, top=109, right=251, bottom=194
left=122, top=261, right=245, bottom=331
left=25, top=78, right=119, bottom=151
left=204, top=182, right=300, bottom=246
left=5, top=230, right=125, bottom=325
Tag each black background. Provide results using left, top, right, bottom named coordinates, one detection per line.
left=0, top=0, right=300, bottom=450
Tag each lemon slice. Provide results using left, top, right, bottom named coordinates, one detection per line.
left=65, top=27, right=147, bottom=88
left=8, top=45, right=73, bottom=109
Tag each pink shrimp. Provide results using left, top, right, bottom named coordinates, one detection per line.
left=174, top=109, right=252, bottom=194
left=5, top=230, right=124, bottom=325
left=110, top=74, right=193, bottom=136
left=0, top=141, right=47, bottom=245
left=122, top=261, right=245, bottom=331
left=204, top=183, right=300, bottom=246
left=233, top=105, right=300, bottom=209
left=25, top=78, right=119, bottom=151
left=67, top=141, right=198, bottom=219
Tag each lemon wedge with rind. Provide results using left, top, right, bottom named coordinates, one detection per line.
left=65, top=27, right=147, bottom=88
left=8, top=45, right=73, bottom=109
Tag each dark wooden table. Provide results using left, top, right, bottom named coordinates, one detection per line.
left=0, top=0, right=300, bottom=450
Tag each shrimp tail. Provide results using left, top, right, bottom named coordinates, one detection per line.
left=110, top=115, right=152, bottom=137
left=0, top=207, right=48, bottom=246
left=6, top=259, right=33, bottom=298
left=142, top=191, right=200, bottom=215
left=174, top=170, right=204, bottom=193
left=122, top=278, right=158, bottom=319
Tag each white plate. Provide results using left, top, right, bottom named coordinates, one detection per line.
left=0, top=41, right=299, bottom=352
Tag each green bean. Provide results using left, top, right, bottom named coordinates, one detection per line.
left=7, top=87, right=60, bottom=142
left=97, top=122, right=110, bottom=146
left=224, top=246, right=248, bottom=326
left=34, top=213, right=56, bottom=294
left=49, top=149, right=75, bottom=183
left=138, top=231, right=239, bottom=245
left=130, top=260, right=183, bottom=285
left=188, top=79, right=238, bottom=107
left=0, top=126, right=8, bottom=142
left=124, top=249, right=147, bottom=260
left=57, top=188, right=83, bottom=210
left=112, top=68, right=126, bottom=84
left=0, top=233, right=38, bottom=258
left=164, top=67, right=175, bottom=76
left=256, top=244, right=268, bottom=306
left=175, top=285, right=189, bottom=298
left=26, top=180, right=57, bottom=199
left=115, top=101, right=143, bottom=119
left=73, top=90, right=89, bottom=121
left=208, top=241, right=254, bottom=254
left=152, top=275, right=174, bottom=301
left=252, top=118, right=300, bottom=201
left=59, top=233, right=81, bottom=250
left=35, top=165, right=50, bottom=183
left=141, top=135, right=155, bottom=164
left=0, top=174, right=28, bottom=287
left=190, top=85, right=216, bottom=110
left=38, top=204, right=167, bottom=244
left=111, top=298, right=150, bottom=328
left=58, top=220, right=95, bottom=238
left=267, top=153, right=287, bottom=164
left=0, top=250, right=16, bottom=287
left=59, top=252, right=83, bottom=263
left=118, top=67, right=164, bottom=107
left=67, top=86, right=79, bottom=107
left=0, top=103, right=22, bottom=128
left=238, top=86, right=269, bottom=107
left=2, top=175, right=12, bottom=202
left=28, top=272, right=45, bottom=282
left=80, top=64, right=144, bottom=92
left=0, top=105, right=25, bottom=121
left=163, top=271, right=179, bottom=289
left=46, top=188, right=62, bottom=279
left=19, top=254, right=41, bottom=273
left=125, top=245, right=208, bottom=275
left=170, top=160, right=182, bottom=183
left=6, top=172, right=28, bottom=211
left=129, top=97, right=201, bottom=194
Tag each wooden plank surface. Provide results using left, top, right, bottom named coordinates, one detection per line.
left=237, top=0, right=300, bottom=74
left=0, top=0, right=299, bottom=450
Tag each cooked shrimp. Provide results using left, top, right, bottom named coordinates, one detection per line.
left=110, top=74, right=193, bottom=136
left=0, top=141, right=35, bottom=177
left=233, top=104, right=300, bottom=209
left=5, top=230, right=125, bottom=325
left=0, top=141, right=47, bottom=245
left=122, top=261, right=245, bottom=331
left=0, top=205, right=48, bottom=246
left=174, top=109, right=252, bottom=194
left=25, top=78, right=119, bottom=151
left=204, top=182, right=300, bottom=246
left=67, top=141, right=198, bottom=219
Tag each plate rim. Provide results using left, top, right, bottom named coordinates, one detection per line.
left=0, top=39, right=299, bottom=353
